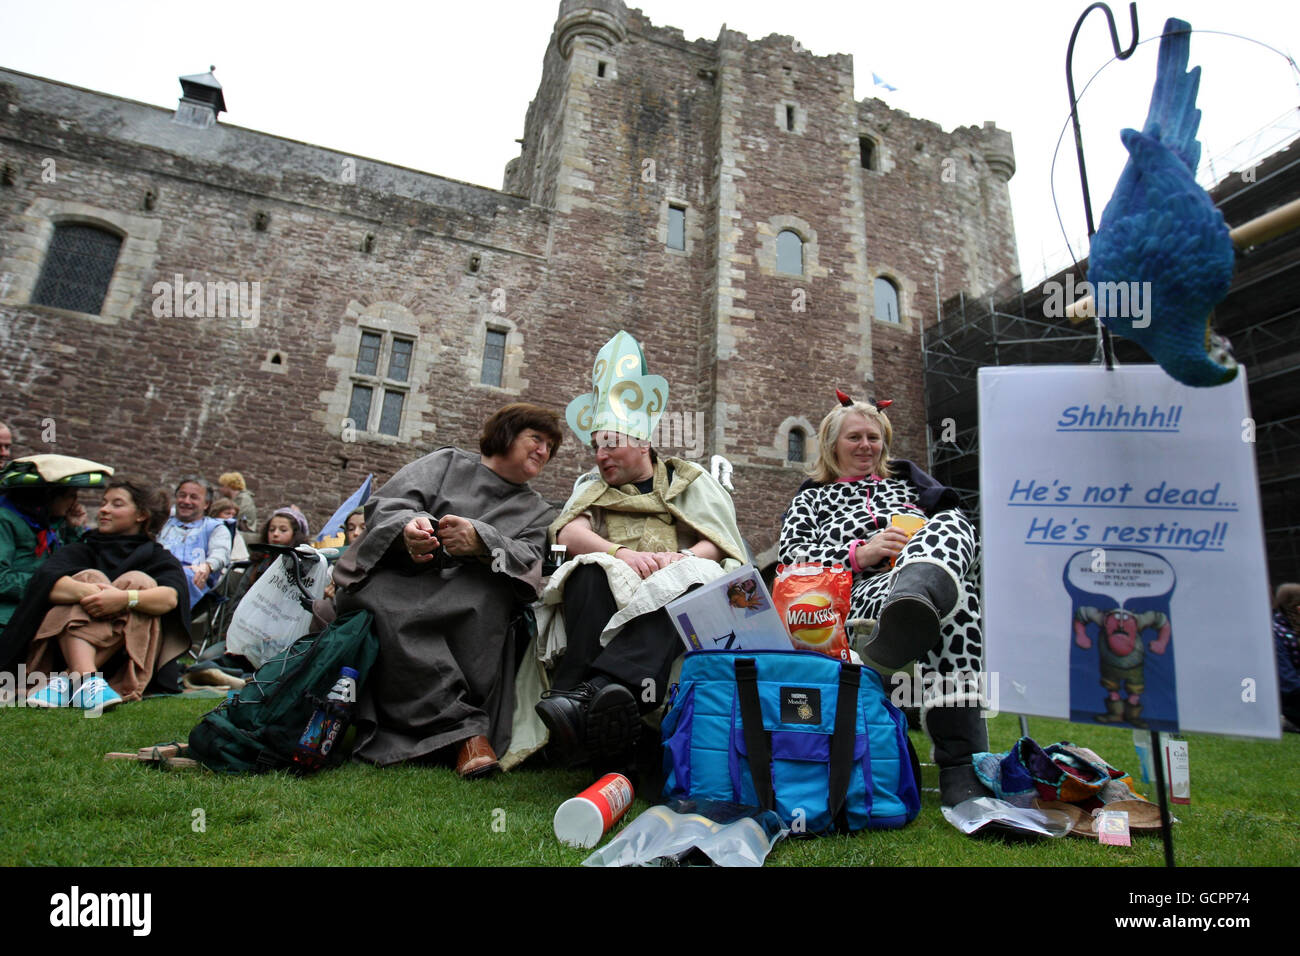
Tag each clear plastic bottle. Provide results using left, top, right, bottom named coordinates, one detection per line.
left=292, top=666, right=359, bottom=773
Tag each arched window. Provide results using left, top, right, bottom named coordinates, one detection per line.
left=859, top=136, right=877, bottom=170
left=874, top=276, right=900, bottom=323
left=32, top=223, right=122, bottom=315
left=776, top=229, right=803, bottom=276
left=787, top=428, right=806, bottom=463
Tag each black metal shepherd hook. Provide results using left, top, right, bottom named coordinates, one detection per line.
left=1066, top=2, right=1138, bottom=373
left=1066, top=3, right=1179, bottom=871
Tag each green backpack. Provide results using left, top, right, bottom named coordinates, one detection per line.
left=188, top=610, right=379, bottom=773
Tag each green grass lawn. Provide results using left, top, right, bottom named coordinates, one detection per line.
left=1, top=696, right=1295, bottom=866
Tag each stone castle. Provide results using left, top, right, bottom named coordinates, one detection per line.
left=0, top=0, right=1019, bottom=560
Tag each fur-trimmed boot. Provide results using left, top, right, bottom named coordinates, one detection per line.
left=864, top=561, right=959, bottom=669
left=923, top=701, right=992, bottom=808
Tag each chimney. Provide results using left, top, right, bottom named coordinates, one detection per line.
left=173, top=67, right=226, bottom=128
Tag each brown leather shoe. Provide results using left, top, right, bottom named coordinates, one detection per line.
left=455, top=735, right=500, bottom=780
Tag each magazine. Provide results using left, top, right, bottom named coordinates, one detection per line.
left=666, top=564, right=794, bottom=652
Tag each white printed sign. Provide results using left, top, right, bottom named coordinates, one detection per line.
left=978, top=365, right=1277, bottom=738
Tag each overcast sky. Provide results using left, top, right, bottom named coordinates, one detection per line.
left=3, top=0, right=1296, bottom=287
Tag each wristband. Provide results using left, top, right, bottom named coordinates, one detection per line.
left=680, top=548, right=695, bottom=558
left=607, top=544, right=624, bottom=556
left=848, top=540, right=864, bottom=573
left=127, top=589, right=140, bottom=609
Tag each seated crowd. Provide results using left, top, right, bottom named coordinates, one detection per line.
left=0, top=335, right=1000, bottom=809
left=0, top=451, right=349, bottom=708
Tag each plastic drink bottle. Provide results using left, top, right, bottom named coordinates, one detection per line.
left=292, top=667, right=359, bottom=773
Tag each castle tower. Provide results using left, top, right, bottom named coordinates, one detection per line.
left=506, top=0, right=719, bottom=459
left=555, top=0, right=628, bottom=58
left=704, top=28, right=875, bottom=530
left=499, top=1, right=1019, bottom=553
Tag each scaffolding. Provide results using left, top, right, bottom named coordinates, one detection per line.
left=923, top=137, right=1300, bottom=584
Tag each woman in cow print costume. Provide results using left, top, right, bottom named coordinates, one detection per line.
left=779, top=395, right=988, bottom=807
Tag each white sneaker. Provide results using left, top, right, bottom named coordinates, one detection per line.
left=26, top=675, right=71, bottom=708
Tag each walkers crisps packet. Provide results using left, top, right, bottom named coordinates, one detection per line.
left=772, top=563, right=851, bottom=661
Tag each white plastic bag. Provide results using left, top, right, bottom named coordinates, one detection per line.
left=225, top=547, right=328, bottom=667
left=582, top=801, right=788, bottom=867
left=940, top=797, right=1073, bottom=838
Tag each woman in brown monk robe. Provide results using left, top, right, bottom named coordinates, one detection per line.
left=11, top=479, right=189, bottom=710
left=332, top=403, right=562, bottom=778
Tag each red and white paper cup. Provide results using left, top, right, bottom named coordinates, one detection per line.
left=553, top=772, right=634, bottom=848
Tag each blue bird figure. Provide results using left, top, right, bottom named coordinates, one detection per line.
left=1087, top=18, right=1237, bottom=387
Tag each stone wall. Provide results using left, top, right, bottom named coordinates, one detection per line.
left=0, top=70, right=555, bottom=519
left=0, top=0, right=1019, bottom=559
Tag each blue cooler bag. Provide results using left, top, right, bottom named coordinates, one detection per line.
left=661, top=650, right=921, bottom=833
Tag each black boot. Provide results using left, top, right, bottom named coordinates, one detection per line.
left=535, top=682, right=597, bottom=766
left=923, top=702, right=992, bottom=808
left=865, top=562, right=959, bottom=669
left=586, top=683, right=641, bottom=766
left=536, top=679, right=640, bottom=767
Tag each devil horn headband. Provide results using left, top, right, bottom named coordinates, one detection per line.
left=835, top=388, right=893, bottom=412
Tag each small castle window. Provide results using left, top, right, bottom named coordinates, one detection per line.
left=350, top=330, right=414, bottom=436
left=481, top=328, right=507, bottom=387
left=348, top=385, right=373, bottom=432
left=32, top=223, right=122, bottom=315
left=378, top=389, right=405, bottom=437
left=356, top=331, right=382, bottom=376
left=860, top=136, right=877, bottom=171
left=667, top=204, right=686, bottom=251
left=786, top=105, right=795, bottom=131
left=597, top=61, right=607, bottom=78
left=776, top=230, right=803, bottom=276
left=787, top=428, right=806, bottom=463
left=874, top=277, right=901, bottom=323
left=261, top=348, right=288, bottom=374
left=388, top=337, right=413, bottom=382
